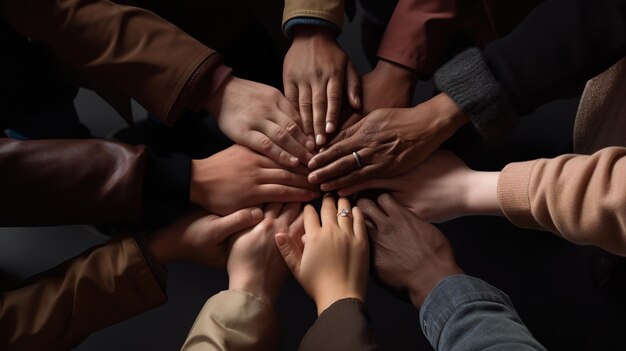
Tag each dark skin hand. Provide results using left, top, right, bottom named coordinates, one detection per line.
left=307, top=93, right=469, bottom=193
left=357, top=194, right=463, bottom=308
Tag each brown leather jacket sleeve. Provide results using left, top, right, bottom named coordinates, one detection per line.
left=0, top=0, right=224, bottom=125
left=0, top=138, right=147, bottom=226
left=298, top=298, right=380, bottom=351
left=498, top=147, right=626, bottom=256
left=0, top=235, right=167, bottom=351
left=377, top=0, right=478, bottom=75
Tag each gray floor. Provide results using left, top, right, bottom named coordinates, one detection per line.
left=2, top=8, right=626, bottom=351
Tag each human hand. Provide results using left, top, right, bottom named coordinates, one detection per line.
left=358, top=194, right=463, bottom=309
left=148, top=208, right=263, bottom=266
left=275, top=196, right=369, bottom=315
left=204, top=76, right=315, bottom=168
left=307, top=93, right=469, bottom=192
left=338, top=151, right=502, bottom=222
left=227, top=203, right=303, bottom=305
left=190, top=145, right=319, bottom=216
left=283, top=26, right=361, bottom=146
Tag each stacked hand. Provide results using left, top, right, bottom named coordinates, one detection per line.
left=358, top=194, right=463, bottom=308
left=340, top=151, right=501, bottom=222
left=205, top=76, right=315, bottom=168
left=228, top=203, right=304, bottom=305
left=190, top=145, right=319, bottom=216
left=307, top=93, right=469, bottom=193
left=275, top=196, right=369, bottom=315
left=283, top=26, right=361, bottom=146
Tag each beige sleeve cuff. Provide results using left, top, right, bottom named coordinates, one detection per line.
left=181, top=290, right=281, bottom=351
left=498, top=160, right=542, bottom=230
left=283, top=0, right=345, bottom=29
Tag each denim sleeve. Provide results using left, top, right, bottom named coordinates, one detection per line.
left=420, top=275, right=547, bottom=351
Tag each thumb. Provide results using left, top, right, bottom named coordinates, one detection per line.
left=275, top=232, right=302, bottom=277
left=346, top=61, right=361, bottom=110
left=211, top=207, right=264, bottom=240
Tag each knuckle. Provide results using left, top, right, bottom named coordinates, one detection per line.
left=313, top=65, right=325, bottom=78
left=259, top=137, right=274, bottom=152
left=275, top=128, right=290, bottom=143
left=285, top=121, right=299, bottom=134
left=333, top=144, right=345, bottom=159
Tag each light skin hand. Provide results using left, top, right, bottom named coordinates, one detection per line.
left=189, top=144, right=320, bottom=216
left=358, top=194, right=463, bottom=309
left=148, top=208, right=264, bottom=267
left=204, top=76, right=315, bottom=168
left=283, top=26, right=361, bottom=146
left=339, top=151, right=502, bottom=222
left=307, top=93, right=469, bottom=192
left=275, top=196, right=369, bottom=315
left=228, top=203, right=304, bottom=306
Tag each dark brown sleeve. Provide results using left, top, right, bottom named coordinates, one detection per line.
left=377, top=0, right=477, bottom=75
left=0, top=138, right=147, bottom=226
left=298, top=298, right=380, bottom=351
left=0, top=235, right=167, bottom=351
left=0, top=0, right=223, bottom=125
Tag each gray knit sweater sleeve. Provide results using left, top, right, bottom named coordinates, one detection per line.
left=434, top=48, right=516, bottom=141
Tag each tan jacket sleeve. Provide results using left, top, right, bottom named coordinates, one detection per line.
left=0, top=0, right=224, bottom=126
left=0, top=235, right=167, bottom=351
left=283, top=0, right=345, bottom=31
left=181, top=290, right=281, bottom=351
left=498, top=147, right=626, bottom=255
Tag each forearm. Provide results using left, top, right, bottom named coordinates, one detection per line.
left=419, top=275, right=546, bottom=351
left=0, top=236, right=167, bottom=350
left=498, top=147, right=626, bottom=255
left=181, top=290, right=281, bottom=351
left=0, top=139, right=147, bottom=226
left=1, top=0, right=223, bottom=125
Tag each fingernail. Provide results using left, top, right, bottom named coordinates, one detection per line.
left=326, top=122, right=334, bottom=134
left=308, top=173, right=318, bottom=183
left=251, top=208, right=263, bottom=220
left=305, top=140, right=316, bottom=151
left=354, top=96, right=361, bottom=107
left=316, top=134, right=325, bottom=146
left=320, top=183, right=330, bottom=191
left=308, top=158, right=317, bottom=169
left=290, top=156, right=299, bottom=165
left=275, top=234, right=287, bottom=246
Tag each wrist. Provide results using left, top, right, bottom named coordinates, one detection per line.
left=189, top=158, right=215, bottom=207
left=228, top=272, right=280, bottom=306
left=375, top=59, right=417, bottom=85
left=464, top=171, right=502, bottom=217
left=407, top=262, right=463, bottom=309
left=426, top=93, right=469, bottom=138
left=293, top=26, right=335, bottom=42
left=314, top=288, right=365, bottom=316
left=203, top=75, right=235, bottom=117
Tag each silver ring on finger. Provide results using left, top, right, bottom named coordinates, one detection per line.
left=352, top=151, right=364, bottom=169
left=337, top=209, right=352, bottom=218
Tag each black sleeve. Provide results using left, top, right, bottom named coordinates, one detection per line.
left=484, top=0, right=626, bottom=115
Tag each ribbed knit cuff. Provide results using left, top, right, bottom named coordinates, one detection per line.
left=498, top=160, right=541, bottom=229
left=434, top=48, right=516, bottom=142
left=283, top=17, right=341, bottom=39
